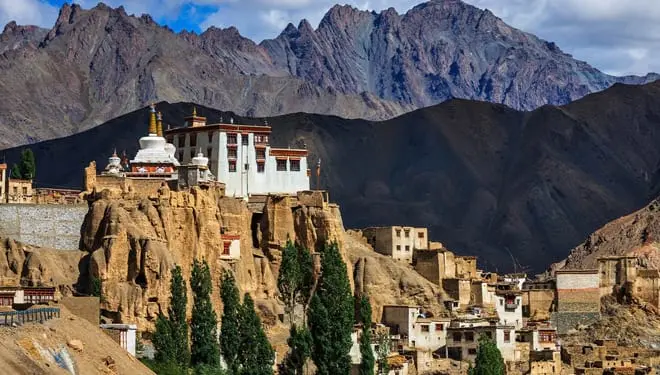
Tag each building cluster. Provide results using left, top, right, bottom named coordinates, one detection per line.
left=351, top=226, right=660, bottom=374
left=0, top=163, right=83, bottom=205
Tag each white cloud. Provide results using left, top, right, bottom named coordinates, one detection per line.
left=0, top=0, right=658, bottom=76
left=0, top=0, right=58, bottom=27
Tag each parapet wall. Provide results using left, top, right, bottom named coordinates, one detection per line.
left=0, top=204, right=88, bottom=250
left=554, top=270, right=600, bottom=333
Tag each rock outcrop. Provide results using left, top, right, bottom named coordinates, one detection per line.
left=75, top=183, right=446, bottom=331
left=559, top=196, right=660, bottom=271
left=0, top=237, right=84, bottom=290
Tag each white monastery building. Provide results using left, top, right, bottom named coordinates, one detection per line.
left=165, top=108, right=310, bottom=197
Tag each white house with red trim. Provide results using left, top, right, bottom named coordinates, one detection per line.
left=166, top=109, right=310, bottom=197
left=221, top=234, right=241, bottom=260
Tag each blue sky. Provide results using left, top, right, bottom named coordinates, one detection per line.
left=1, top=0, right=659, bottom=76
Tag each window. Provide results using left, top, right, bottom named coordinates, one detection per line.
left=227, top=148, right=237, bottom=159
left=227, top=133, right=237, bottom=144
left=241, top=134, right=249, bottom=145
left=189, top=133, right=197, bottom=147
left=290, top=159, right=300, bottom=171
left=228, top=160, right=236, bottom=172
left=421, top=325, right=429, bottom=332
left=22, top=187, right=27, bottom=195
left=452, top=333, right=462, bottom=342
left=222, top=242, right=231, bottom=255
left=404, top=229, right=410, bottom=238
left=276, top=159, right=287, bottom=171
left=256, top=148, right=266, bottom=159
left=500, top=299, right=503, bottom=306
left=436, top=324, right=444, bottom=331
left=418, top=232, right=425, bottom=238
left=468, top=348, right=477, bottom=355
left=395, top=229, right=401, bottom=237
left=257, top=162, right=265, bottom=173
left=504, top=330, right=511, bottom=343
left=254, top=134, right=268, bottom=144
left=405, top=245, right=410, bottom=251
left=13, top=187, right=17, bottom=195
left=465, top=332, right=474, bottom=342
left=396, top=245, right=401, bottom=251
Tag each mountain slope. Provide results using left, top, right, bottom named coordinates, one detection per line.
left=261, top=1, right=658, bottom=110
left=6, top=80, right=660, bottom=272
left=0, top=1, right=657, bottom=149
left=0, top=3, right=409, bottom=149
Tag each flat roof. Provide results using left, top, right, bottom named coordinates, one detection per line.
left=382, top=304, right=421, bottom=309
left=165, top=123, right=272, bottom=135
left=555, top=269, right=599, bottom=274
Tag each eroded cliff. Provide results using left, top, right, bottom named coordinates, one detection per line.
left=75, top=184, right=446, bottom=334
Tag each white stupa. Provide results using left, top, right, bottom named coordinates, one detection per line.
left=129, top=104, right=179, bottom=176
left=103, top=149, right=124, bottom=176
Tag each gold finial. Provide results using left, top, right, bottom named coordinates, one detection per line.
left=193, top=106, right=197, bottom=117
left=148, top=103, right=157, bottom=135
left=157, top=111, right=163, bottom=137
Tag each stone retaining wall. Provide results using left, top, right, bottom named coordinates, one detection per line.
left=0, top=204, right=88, bottom=250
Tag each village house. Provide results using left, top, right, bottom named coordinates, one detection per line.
left=553, top=269, right=601, bottom=334
left=517, top=322, right=558, bottom=352
left=363, top=226, right=428, bottom=264
left=7, top=178, right=33, bottom=204
left=598, top=255, right=660, bottom=308
left=0, top=286, right=56, bottom=307
left=445, top=320, right=518, bottom=363
left=349, top=324, right=411, bottom=375
left=413, top=247, right=456, bottom=284
left=100, top=324, right=138, bottom=356
left=563, top=339, right=660, bottom=374
left=529, top=350, right=562, bottom=375
left=493, top=285, right=523, bottom=329
left=381, top=305, right=450, bottom=352
left=522, top=279, right=556, bottom=319
left=165, top=108, right=310, bottom=197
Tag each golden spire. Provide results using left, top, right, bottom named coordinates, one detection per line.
left=148, top=103, right=157, bottom=135
left=193, top=106, right=197, bottom=117
left=157, top=111, right=163, bottom=137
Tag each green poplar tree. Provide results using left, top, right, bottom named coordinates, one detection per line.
left=238, top=294, right=274, bottom=375
left=278, top=240, right=301, bottom=323
left=220, top=271, right=241, bottom=373
left=297, top=244, right=315, bottom=320
left=279, top=324, right=312, bottom=375
left=153, top=313, right=175, bottom=363
left=357, top=295, right=375, bottom=375
left=169, top=266, right=190, bottom=368
left=470, top=334, right=505, bottom=375
left=152, top=266, right=189, bottom=369
left=10, top=163, right=22, bottom=179
left=308, top=242, right=353, bottom=375
left=190, top=260, right=220, bottom=368
left=19, top=149, right=36, bottom=179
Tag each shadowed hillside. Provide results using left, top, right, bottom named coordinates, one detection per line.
left=5, top=81, right=660, bottom=272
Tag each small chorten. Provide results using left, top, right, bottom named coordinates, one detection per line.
left=104, top=149, right=124, bottom=176
left=191, top=148, right=209, bottom=168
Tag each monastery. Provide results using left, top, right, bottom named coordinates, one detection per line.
left=89, top=104, right=311, bottom=198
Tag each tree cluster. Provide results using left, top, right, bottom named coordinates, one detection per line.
left=10, top=149, right=36, bottom=180
left=278, top=240, right=360, bottom=375
left=149, top=261, right=273, bottom=375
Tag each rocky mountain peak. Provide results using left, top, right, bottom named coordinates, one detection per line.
left=297, top=19, right=315, bottom=34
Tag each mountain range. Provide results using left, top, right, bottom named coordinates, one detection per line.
left=6, top=80, right=660, bottom=273
left=0, top=0, right=657, bottom=149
